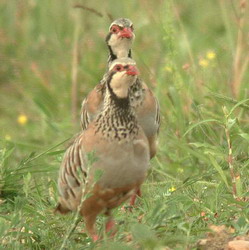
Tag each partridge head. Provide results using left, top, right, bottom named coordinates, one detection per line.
left=106, top=18, right=134, bottom=63
left=107, top=57, right=139, bottom=99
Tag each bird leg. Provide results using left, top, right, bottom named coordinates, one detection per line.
left=80, top=195, right=104, bottom=242
left=129, top=187, right=141, bottom=207
left=83, top=213, right=99, bottom=241
left=105, top=212, right=117, bottom=237
left=121, top=187, right=142, bottom=212
left=105, top=218, right=116, bottom=233
left=92, top=234, right=99, bottom=242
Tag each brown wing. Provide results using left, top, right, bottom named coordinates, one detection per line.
left=140, top=82, right=160, bottom=132
left=155, top=95, right=160, bottom=134
left=80, top=84, right=106, bottom=130
left=137, top=81, right=160, bottom=158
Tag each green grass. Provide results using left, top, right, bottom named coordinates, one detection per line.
left=0, top=0, right=249, bottom=249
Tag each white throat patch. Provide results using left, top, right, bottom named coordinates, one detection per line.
left=108, top=34, right=134, bottom=58
left=110, top=72, right=137, bottom=98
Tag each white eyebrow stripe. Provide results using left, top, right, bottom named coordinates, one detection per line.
left=109, top=62, right=136, bottom=71
left=109, top=23, right=133, bottom=30
left=109, top=24, right=125, bottom=31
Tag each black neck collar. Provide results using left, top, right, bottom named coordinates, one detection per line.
left=106, top=32, right=132, bottom=63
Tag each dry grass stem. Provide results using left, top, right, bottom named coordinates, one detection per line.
left=71, top=11, right=80, bottom=125
left=73, top=4, right=103, bottom=18
left=231, top=0, right=247, bottom=97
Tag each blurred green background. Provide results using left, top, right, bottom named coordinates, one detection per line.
left=0, top=0, right=248, bottom=249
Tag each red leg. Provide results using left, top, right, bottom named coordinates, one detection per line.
left=105, top=216, right=117, bottom=238
left=105, top=218, right=116, bottom=233
left=92, top=234, right=99, bottom=242
left=130, top=187, right=142, bottom=207
left=137, top=188, right=142, bottom=197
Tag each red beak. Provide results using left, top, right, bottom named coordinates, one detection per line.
left=126, top=66, right=139, bottom=76
left=118, top=27, right=133, bottom=39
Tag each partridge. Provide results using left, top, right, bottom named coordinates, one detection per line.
left=81, top=18, right=160, bottom=159
left=56, top=58, right=150, bottom=240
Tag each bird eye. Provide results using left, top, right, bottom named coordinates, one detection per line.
left=115, top=65, right=123, bottom=71
left=111, top=25, right=119, bottom=34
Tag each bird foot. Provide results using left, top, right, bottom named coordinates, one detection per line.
left=121, top=205, right=133, bottom=212
left=92, top=234, right=99, bottom=242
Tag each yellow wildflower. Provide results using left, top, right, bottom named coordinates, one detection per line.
left=169, top=187, right=176, bottom=192
left=17, top=114, right=28, bottom=125
left=5, top=135, right=11, bottom=141
left=177, top=168, right=184, bottom=173
left=199, top=59, right=209, bottom=67
left=164, top=66, right=172, bottom=72
left=206, top=51, right=216, bottom=60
